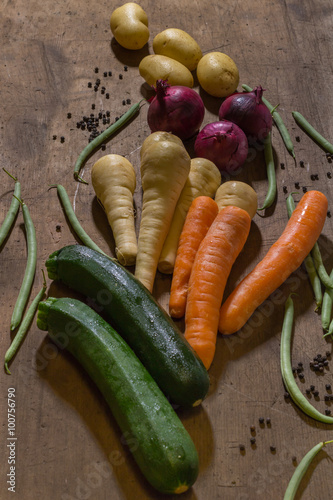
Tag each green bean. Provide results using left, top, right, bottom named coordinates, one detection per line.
left=11, top=198, right=37, bottom=331
left=55, top=184, right=109, bottom=257
left=5, top=271, right=46, bottom=374
left=286, top=193, right=322, bottom=309
left=242, top=84, right=295, bottom=159
left=283, top=439, right=333, bottom=500
left=258, top=133, right=276, bottom=210
left=292, top=111, right=333, bottom=155
left=311, top=242, right=333, bottom=289
left=321, top=268, right=333, bottom=331
left=280, top=294, right=333, bottom=423
left=0, top=170, right=21, bottom=248
left=74, top=99, right=144, bottom=183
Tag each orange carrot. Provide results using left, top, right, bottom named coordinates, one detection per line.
left=219, top=190, right=328, bottom=335
left=184, top=205, right=251, bottom=369
left=169, top=196, right=219, bottom=319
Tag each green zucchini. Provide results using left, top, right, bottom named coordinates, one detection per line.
left=45, top=244, right=209, bottom=407
left=37, top=297, right=199, bottom=494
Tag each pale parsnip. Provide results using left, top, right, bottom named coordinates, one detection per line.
left=215, top=181, right=258, bottom=219
left=110, top=3, right=149, bottom=50
left=91, top=154, right=137, bottom=266
left=135, top=132, right=191, bottom=291
left=158, top=158, right=221, bottom=274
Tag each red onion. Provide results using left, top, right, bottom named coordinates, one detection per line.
left=218, top=86, right=272, bottom=141
left=194, top=120, right=248, bottom=173
left=147, top=80, right=205, bottom=141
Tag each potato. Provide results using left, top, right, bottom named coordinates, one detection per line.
left=153, top=28, right=202, bottom=71
left=139, top=55, right=194, bottom=87
left=196, top=52, right=239, bottom=98
left=110, top=3, right=149, bottom=50
left=215, top=181, right=258, bottom=219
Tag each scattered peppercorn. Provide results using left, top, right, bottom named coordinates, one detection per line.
left=124, top=65, right=128, bottom=71
left=326, top=384, right=332, bottom=391
left=298, top=373, right=304, bottom=380
left=52, top=135, right=57, bottom=140
left=327, top=211, right=331, bottom=218
left=92, top=104, right=95, bottom=110
left=239, top=444, right=245, bottom=451
left=270, top=446, right=276, bottom=452
left=283, top=186, right=288, bottom=194
left=60, top=136, right=65, bottom=143
left=106, top=93, right=110, bottom=99
left=95, top=67, right=99, bottom=73
left=103, top=72, right=107, bottom=77
left=126, top=98, right=131, bottom=104
left=259, top=417, right=265, bottom=425
left=284, top=392, right=290, bottom=399
left=292, top=456, right=297, bottom=463
left=88, top=82, right=92, bottom=88
left=295, top=182, right=300, bottom=189
left=119, top=74, right=123, bottom=79
left=67, top=112, right=72, bottom=119
left=250, top=438, right=256, bottom=445
left=299, top=160, right=304, bottom=167
left=108, top=71, right=112, bottom=76
left=327, top=172, right=332, bottom=178
left=250, top=425, right=256, bottom=433
left=306, top=388, right=311, bottom=395
left=314, top=390, right=319, bottom=397
left=302, top=186, right=307, bottom=193
left=295, top=136, right=300, bottom=142
left=325, top=409, right=332, bottom=415
left=280, top=162, right=285, bottom=169
left=266, top=418, right=271, bottom=426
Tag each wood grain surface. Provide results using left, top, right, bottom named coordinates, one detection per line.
left=1, top=0, right=333, bottom=498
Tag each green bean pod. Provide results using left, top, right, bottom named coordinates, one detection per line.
left=242, top=84, right=295, bottom=159
left=74, top=100, right=144, bottom=183
left=283, top=440, right=333, bottom=500
left=286, top=193, right=322, bottom=309
left=292, top=111, right=333, bottom=155
left=280, top=295, right=333, bottom=423
left=0, top=170, right=21, bottom=248
left=55, top=184, right=109, bottom=258
left=5, top=274, right=46, bottom=374
left=321, top=268, right=333, bottom=331
left=311, top=243, right=333, bottom=289
left=11, top=199, right=37, bottom=331
left=258, top=133, right=276, bottom=210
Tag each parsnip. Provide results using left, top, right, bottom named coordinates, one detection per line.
left=91, top=154, right=137, bottom=266
left=158, top=158, right=221, bottom=274
left=135, top=132, right=191, bottom=291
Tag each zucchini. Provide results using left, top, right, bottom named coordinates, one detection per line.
left=45, top=244, right=209, bottom=407
left=37, top=297, right=199, bottom=494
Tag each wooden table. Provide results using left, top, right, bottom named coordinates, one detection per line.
left=1, top=0, right=333, bottom=498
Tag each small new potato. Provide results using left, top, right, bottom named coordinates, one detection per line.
left=215, top=181, right=258, bottom=219
left=153, top=28, right=202, bottom=71
left=139, top=55, right=194, bottom=87
left=197, top=52, right=239, bottom=98
left=110, top=3, right=149, bottom=50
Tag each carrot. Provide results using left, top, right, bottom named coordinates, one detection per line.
left=219, top=190, right=328, bottom=335
left=184, top=205, right=251, bottom=369
left=169, top=196, right=219, bottom=319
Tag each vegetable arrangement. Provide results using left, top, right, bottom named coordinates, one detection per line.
left=3, top=3, right=333, bottom=498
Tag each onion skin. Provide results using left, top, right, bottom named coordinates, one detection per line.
left=194, top=120, right=248, bottom=174
left=218, top=86, right=272, bottom=141
left=147, top=80, right=205, bottom=141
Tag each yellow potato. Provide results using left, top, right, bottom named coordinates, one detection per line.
left=197, top=52, right=239, bottom=98
left=215, top=181, right=258, bottom=219
left=153, top=28, right=202, bottom=71
left=139, top=54, right=194, bottom=87
left=110, top=3, right=149, bottom=50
